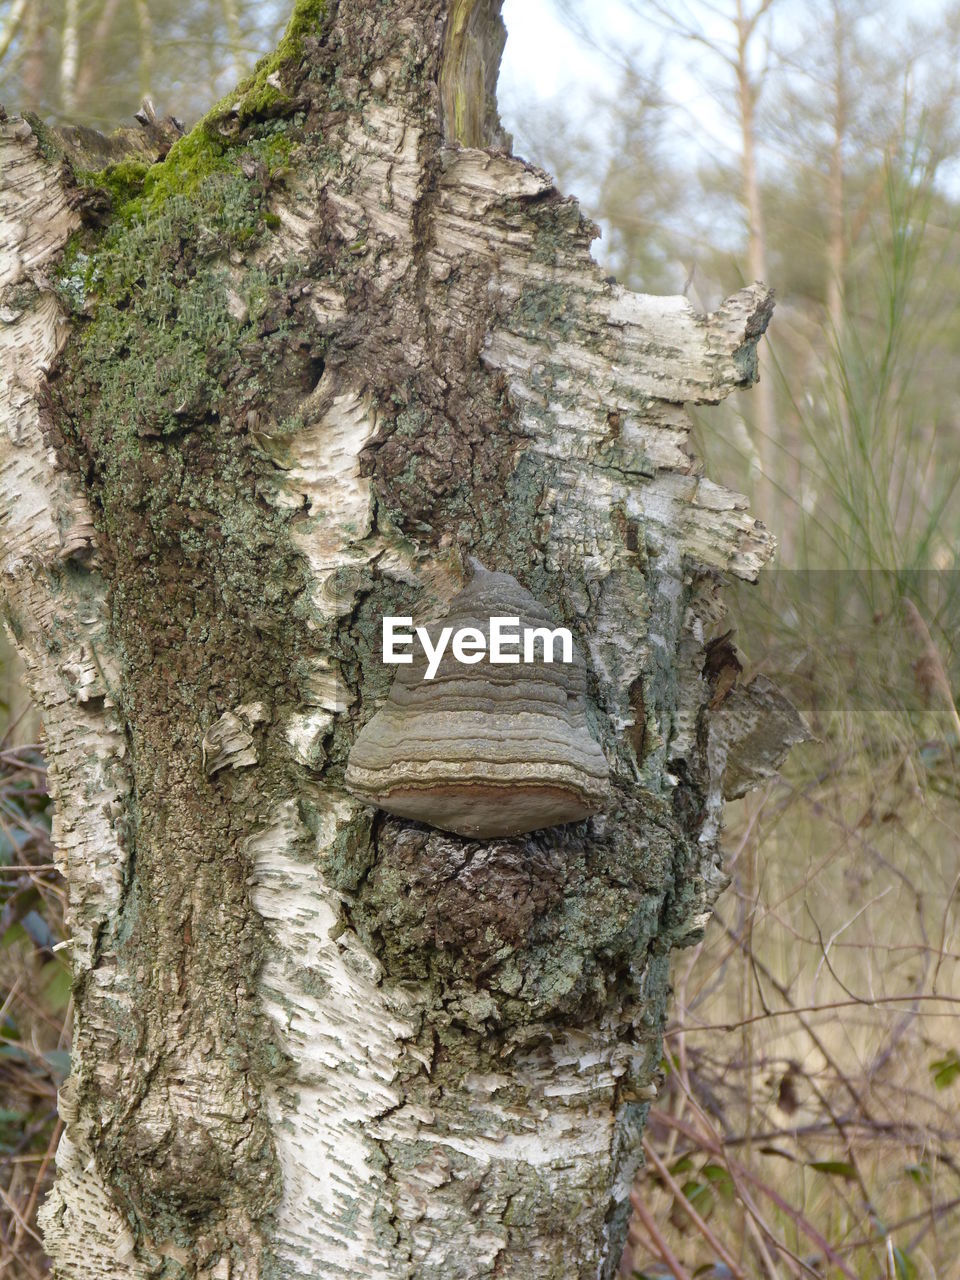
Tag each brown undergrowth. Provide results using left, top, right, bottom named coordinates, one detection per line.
left=628, top=575, right=960, bottom=1280
left=0, top=646, right=63, bottom=1280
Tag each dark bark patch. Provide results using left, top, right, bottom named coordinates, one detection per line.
left=349, top=793, right=680, bottom=1028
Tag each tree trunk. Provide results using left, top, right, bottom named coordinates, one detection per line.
left=0, top=1, right=803, bottom=1275
left=735, top=0, right=777, bottom=530
left=826, top=0, right=847, bottom=337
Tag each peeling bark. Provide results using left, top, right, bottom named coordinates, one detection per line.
left=0, top=2, right=800, bottom=1277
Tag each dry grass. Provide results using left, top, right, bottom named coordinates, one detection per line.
left=627, top=574, right=960, bottom=1280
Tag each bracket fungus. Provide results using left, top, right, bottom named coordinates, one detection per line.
left=344, top=564, right=610, bottom=838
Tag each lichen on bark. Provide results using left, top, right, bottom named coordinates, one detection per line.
left=0, top=0, right=802, bottom=1276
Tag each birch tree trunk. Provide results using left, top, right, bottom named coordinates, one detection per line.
left=733, top=0, right=778, bottom=531
left=0, top=1, right=804, bottom=1275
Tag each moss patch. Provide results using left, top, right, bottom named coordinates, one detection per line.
left=68, top=0, right=329, bottom=226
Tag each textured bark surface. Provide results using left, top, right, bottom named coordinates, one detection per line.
left=0, top=2, right=802, bottom=1276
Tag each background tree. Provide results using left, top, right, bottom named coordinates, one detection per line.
left=556, top=0, right=783, bottom=525
left=547, top=0, right=960, bottom=573
left=0, top=0, right=288, bottom=126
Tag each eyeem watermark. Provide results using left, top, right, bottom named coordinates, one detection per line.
left=383, top=617, right=574, bottom=681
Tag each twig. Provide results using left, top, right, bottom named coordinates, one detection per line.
left=666, top=991, right=960, bottom=1034
left=641, top=1138, right=749, bottom=1278
left=652, top=1106, right=858, bottom=1280
left=14, top=1117, right=61, bottom=1256
left=0, top=1182, right=42, bottom=1248
left=630, top=1190, right=694, bottom=1280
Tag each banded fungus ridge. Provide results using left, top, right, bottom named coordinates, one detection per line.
left=345, top=565, right=610, bottom=837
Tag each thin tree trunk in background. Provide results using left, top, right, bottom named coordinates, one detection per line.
left=736, top=0, right=777, bottom=531
left=73, top=0, right=125, bottom=119
left=221, top=0, right=246, bottom=88
left=826, top=0, right=847, bottom=337
left=135, top=0, right=154, bottom=101
left=20, top=0, right=45, bottom=111
left=60, top=0, right=79, bottom=115
left=821, top=0, right=853, bottom=564
left=0, top=0, right=803, bottom=1275
left=0, top=0, right=27, bottom=69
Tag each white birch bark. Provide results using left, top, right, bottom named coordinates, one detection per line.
left=60, top=0, right=80, bottom=115
left=0, top=0, right=28, bottom=67
left=0, top=2, right=803, bottom=1276
left=0, top=113, right=146, bottom=1278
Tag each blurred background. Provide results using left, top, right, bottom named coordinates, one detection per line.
left=1, top=1, right=959, bottom=1276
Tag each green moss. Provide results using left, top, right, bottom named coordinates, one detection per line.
left=261, top=0, right=329, bottom=73
left=138, top=130, right=232, bottom=210
left=91, top=158, right=151, bottom=205
left=198, top=0, right=330, bottom=130
left=260, top=131, right=294, bottom=170
left=23, top=112, right=67, bottom=164
left=70, top=0, right=327, bottom=230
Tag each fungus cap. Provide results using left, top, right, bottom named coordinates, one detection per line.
left=344, top=565, right=610, bottom=838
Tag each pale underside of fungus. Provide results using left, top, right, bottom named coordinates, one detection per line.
left=345, top=565, right=610, bottom=837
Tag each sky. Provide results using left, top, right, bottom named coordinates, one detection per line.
left=497, top=0, right=960, bottom=216
left=500, top=0, right=609, bottom=102
left=496, top=0, right=745, bottom=258
left=496, top=0, right=754, bottom=180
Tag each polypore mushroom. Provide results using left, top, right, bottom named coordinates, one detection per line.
left=344, top=564, right=610, bottom=838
